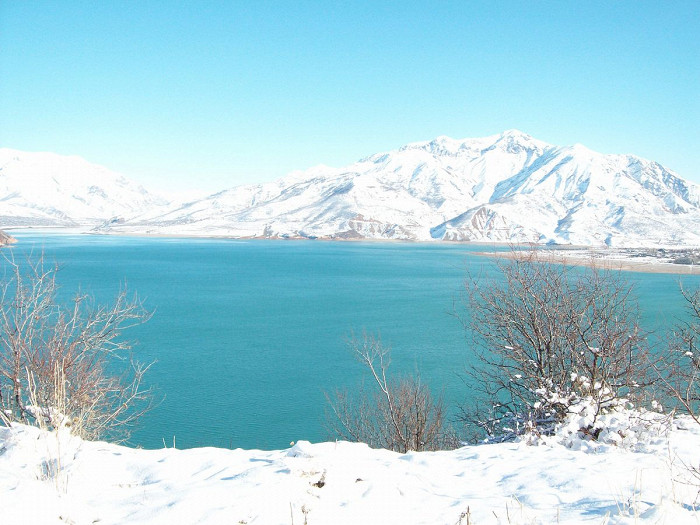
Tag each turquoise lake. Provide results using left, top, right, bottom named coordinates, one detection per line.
left=5, top=232, right=699, bottom=450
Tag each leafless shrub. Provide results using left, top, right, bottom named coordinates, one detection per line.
left=0, top=255, right=153, bottom=442
left=659, top=283, right=700, bottom=424
left=460, top=249, right=655, bottom=442
left=326, top=334, right=459, bottom=452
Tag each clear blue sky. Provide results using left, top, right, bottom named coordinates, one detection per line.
left=1, top=1, right=698, bottom=193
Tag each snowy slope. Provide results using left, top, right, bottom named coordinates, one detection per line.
left=99, top=131, right=700, bottom=246
left=0, top=148, right=169, bottom=227
left=1, top=409, right=699, bottom=524
left=3, top=134, right=699, bottom=246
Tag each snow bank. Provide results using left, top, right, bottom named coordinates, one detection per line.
left=1, top=410, right=699, bottom=524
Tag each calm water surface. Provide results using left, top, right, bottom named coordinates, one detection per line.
left=6, top=232, right=698, bottom=449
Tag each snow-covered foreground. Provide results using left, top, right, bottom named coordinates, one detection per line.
left=1, top=411, right=699, bottom=524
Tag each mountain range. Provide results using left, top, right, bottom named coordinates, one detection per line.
left=0, top=148, right=166, bottom=228
left=1, top=131, right=699, bottom=247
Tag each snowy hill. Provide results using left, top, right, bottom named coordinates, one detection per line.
left=0, top=148, right=169, bottom=227
left=2, top=409, right=699, bottom=524
left=2, top=134, right=699, bottom=246
left=98, top=131, right=700, bottom=247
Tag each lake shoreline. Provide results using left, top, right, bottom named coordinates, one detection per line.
left=4, top=226, right=699, bottom=275
left=473, top=247, right=700, bottom=275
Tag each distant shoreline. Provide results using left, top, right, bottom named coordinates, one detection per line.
left=3, top=226, right=515, bottom=248
left=4, top=227, right=699, bottom=275
left=473, top=248, right=700, bottom=275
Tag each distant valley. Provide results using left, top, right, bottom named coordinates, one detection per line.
left=1, top=131, right=699, bottom=247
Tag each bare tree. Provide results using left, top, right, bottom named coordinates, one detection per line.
left=659, top=283, right=700, bottom=424
left=326, top=334, right=459, bottom=452
left=460, top=250, right=655, bottom=442
left=0, top=255, right=153, bottom=442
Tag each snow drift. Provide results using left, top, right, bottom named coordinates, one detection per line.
left=1, top=406, right=699, bottom=524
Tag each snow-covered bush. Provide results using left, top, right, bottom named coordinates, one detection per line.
left=546, top=395, right=672, bottom=452
left=460, top=250, right=656, bottom=443
left=0, top=255, right=153, bottom=442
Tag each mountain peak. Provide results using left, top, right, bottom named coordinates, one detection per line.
left=565, top=142, right=596, bottom=157
left=499, top=129, right=531, bottom=139
left=0, top=149, right=169, bottom=227
left=3, top=135, right=699, bottom=247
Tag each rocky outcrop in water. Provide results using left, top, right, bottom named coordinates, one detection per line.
left=0, top=230, right=16, bottom=246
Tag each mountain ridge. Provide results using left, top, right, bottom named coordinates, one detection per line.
left=1, top=132, right=699, bottom=247
left=0, top=148, right=168, bottom=227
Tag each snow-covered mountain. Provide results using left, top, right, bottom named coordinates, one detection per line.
left=97, top=130, right=700, bottom=247
left=0, top=148, right=168, bottom=227
left=3, top=133, right=699, bottom=246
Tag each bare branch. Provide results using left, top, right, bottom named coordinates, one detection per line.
left=326, top=333, right=459, bottom=452
left=658, top=283, right=700, bottom=424
left=460, top=248, right=655, bottom=442
left=0, top=254, right=153, bottom=442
